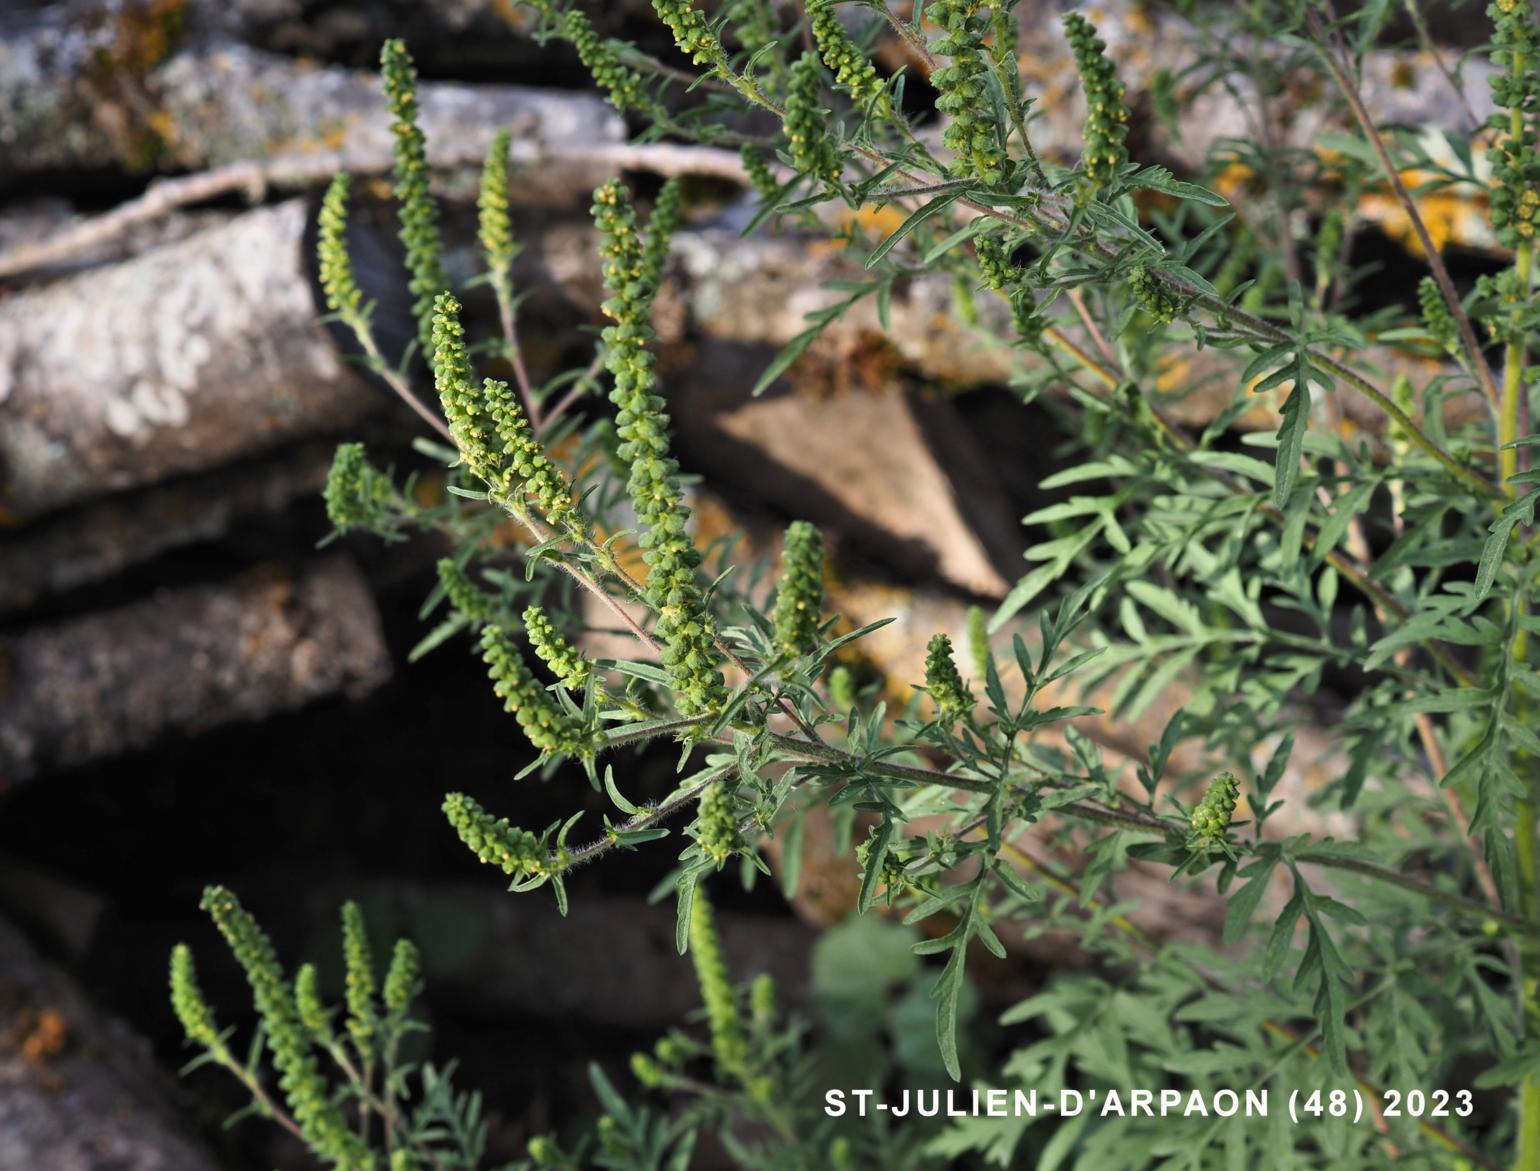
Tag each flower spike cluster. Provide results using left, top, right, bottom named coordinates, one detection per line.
left=381, top=39, right=446, bottom=359
left=340, top=900, right=377, bottom=1047
left=696, top=779, right=743, bottom=864
left=1418, top=276, right=1458, bottom=355
left=199, top=886, right=373, bottom=1169
left=810, top=2, right=887, bottom=114
left=383, top=939, right=422, bottom=1018
left=593, top=180, right=726, bottom=716
left=1064, top=13, right=1130, bottom=198
left=480, top=624, right=590, bottom=756
left=431, top=294, right=581, bottom=531
left=773, top=520, right=825, bottom=657
left=930, top=0, right=1008, bottom=184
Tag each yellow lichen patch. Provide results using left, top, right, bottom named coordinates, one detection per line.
left=811, top=204, right=911, bottom=258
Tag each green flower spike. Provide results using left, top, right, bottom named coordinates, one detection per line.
left=1189, top=771, right=1241, bottom=850
left=443, top=791, right=548, bottom=878
left=564, top=9, right=651, bottom=113
left=1064, top=13, right=1130, bottom=198
left=380, top=39, right=446, bottom=360
left=169, top=943, right=224, bottom=1053
left=976, top=236, right=1016, bottom=291
left=317, top=173, right=364, bottom=326
left=1129, top=265, right=1180, bottom=324
left=437, top=558, right=497, bottom=624
left=481, top=624, right=590, bottom=756
left=810, top=2, right=887, bottom=114
left=593, top=180, right=726, bottom=717
left=432, top=294, right=581, bottom=531
left=696, top=779, right=743, bottom=865
left=924, top=633, right=971, bottom=720
left=383, top=939, right=422, bottom=1018
left=478, top=129, right=517, bottom=302
left=324, top=443, right=397, bottom=535
left=1418, top=275, right=1458, bottom=355
left=740, top=143, right=779, bottom=202
left=640, top=178, right=684, bottom=292
left=293, top=963, right=333, bottom=1043
left=772, top=520, right=826, bottom=657
left=199, top=886, right=372, bottom=1169
left=652, top=0, right=729, bottom=69
left=1488, top=0, right=1540, bottom=249
left=523, top=604, right=592, bottom=691
left=339, top=900, right=377, bottom=1049
left=784, top=53, right=842, bottom=185
left=687, top=890, right=748, bottom=1073
left=930, top=0, right=1008, bottom=184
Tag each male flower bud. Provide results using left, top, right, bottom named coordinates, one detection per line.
left=773, top=520, right=826, bottom=657
left=169, top=944, right=223, bottom=1052
left=383, top=939, right=422, bottom=1017
left=785, top=54, right=842, bottom=185
left=696, top=780, right=743, bottom=865
left=924, top=633, right=971, bottom=720
left=1130, top=265, right=1180, bottom=324
left=1064, top=13, right=1130, bottom=198
left=524, top=605, right=591, bottom=691
left=811, top=2, right=887, bottom=114
left=1189, top=772, right=1241, bottom=849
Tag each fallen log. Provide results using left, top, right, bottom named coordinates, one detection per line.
left=0, top=915, right=222, bottom=1171
left=0, top=556, right=391, bottom=785
left=0, top=19, right=624, bottom=180
left=0, top=199, right=378, bottom=522
left=0, top=441, right=337, bottom=614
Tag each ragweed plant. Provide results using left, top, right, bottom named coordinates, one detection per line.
left=175, top=3, right=1540, bottom=1169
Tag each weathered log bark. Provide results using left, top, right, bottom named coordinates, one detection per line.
left=0, top=556, right=391, bottom=784
left=0, top=16, right=623, bottom=181
left=0, top=915, right=222, bottom=1171
left=0, top=199, right=378, bottom=521
left=0, top=441, right=336, bottom=614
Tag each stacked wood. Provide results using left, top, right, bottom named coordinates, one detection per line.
left=0, top=914, right=221, bottom=1171
left=0, top=557, right=392, bottom=784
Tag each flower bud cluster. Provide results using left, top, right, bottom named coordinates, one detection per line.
left=564, top=9, right=650, bottom=113
left=324, top=443, right=397, bottom=535
left=1129, top=265, right=1179, bottom=324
